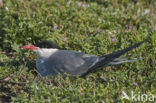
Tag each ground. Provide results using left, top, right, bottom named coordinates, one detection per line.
left=0, top=0, right=156, bottom=103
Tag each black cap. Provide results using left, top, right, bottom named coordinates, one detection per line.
left=36, top=40, right=60, bottom=49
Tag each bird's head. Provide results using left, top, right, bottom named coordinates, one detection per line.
left=21, top=41, right=59, bottom=58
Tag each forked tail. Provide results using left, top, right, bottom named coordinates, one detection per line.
left=83, top=40, right=147, bottom=75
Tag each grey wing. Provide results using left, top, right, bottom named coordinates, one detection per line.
left=43, top=50, right=99, bottom=76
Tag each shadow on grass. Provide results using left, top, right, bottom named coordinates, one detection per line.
left=0, top=95, right=11, bottom=103
left=0, top=54, right=37, bottom=75
left=0, top=55, right=37, bottom=102
left=0, top=85, right=15, bottom=103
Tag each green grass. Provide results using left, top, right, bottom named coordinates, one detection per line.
left=0, top=0, right=156, bottom=102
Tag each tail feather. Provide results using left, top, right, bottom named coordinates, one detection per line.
left=108, top=58, right=141, bottom=66
left=113, top=55, right=131, bottom=61
left=85, top=40, right=147, bottom=74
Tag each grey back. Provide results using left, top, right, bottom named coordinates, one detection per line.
left=36, top=50, right=99, bottom=76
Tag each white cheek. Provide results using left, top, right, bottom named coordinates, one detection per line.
left=36, top=48, right=58, bottom=58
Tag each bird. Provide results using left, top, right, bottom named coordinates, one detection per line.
left=22, top=40, right=146, bottom=77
